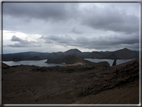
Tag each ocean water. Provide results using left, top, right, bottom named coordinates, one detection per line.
left=3, top=59, right=65, bottom=67
left=3, top=58, right=136, bottom=67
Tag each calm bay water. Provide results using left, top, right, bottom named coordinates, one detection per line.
left=3, top=59, right=65, bottom=67
left=3, top=58, right=135, bottom=67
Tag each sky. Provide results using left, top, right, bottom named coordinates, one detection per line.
left=3, top=2, right=140, bottom=54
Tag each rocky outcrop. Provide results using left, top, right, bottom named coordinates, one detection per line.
left=112, top=59, right=117, bottom=66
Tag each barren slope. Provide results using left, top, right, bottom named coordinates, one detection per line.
left=2, top=59, right=139, bottom=104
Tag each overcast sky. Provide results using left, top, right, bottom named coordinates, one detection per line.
left=3, top=3, right=139, bottom=54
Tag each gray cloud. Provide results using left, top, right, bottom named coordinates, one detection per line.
left=3, top=3, right=139, bottom=34
left=3, top=3, right=80, bottom=35
left=3, top=3, right=79, bottom=22
left=3, top=3, right=139, bottom=52
left=11, top=35, right=21, bottom=41
left=71, top=27, right=83, bottom=34
left=7, top=36, right=41, bottom=47
left=40, top=33, right=139, bottom=51
left=74, top=34, right=139, bottom=50
left=81, top=5, right=139, bottom=34
left=41, top=35, right=75, bottom=45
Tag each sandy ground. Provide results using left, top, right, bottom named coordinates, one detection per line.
left=2, top=59, right=139, bottom=104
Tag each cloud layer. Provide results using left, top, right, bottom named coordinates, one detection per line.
left=3, top=3, right=139, bottom=53
left=39, top=32, right=139, bottom=51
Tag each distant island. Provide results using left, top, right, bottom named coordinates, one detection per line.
left=46, top=54, right=110, bottom=67
left=2, top=48, right=139, bottom=61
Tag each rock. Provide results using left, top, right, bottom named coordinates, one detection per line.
left=112, top=59, right=117, bottom=66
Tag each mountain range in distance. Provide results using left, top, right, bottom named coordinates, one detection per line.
left=2, top=48, right=139, bottom=61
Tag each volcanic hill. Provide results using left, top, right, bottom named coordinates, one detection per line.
left=46, top=54, right=110, bottom=67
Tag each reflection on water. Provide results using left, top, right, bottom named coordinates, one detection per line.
left=3, top=59, right=136, bottom=67
left=85, top=58, right=135, bottom=66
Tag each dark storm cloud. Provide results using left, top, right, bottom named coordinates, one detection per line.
left=7, top=36, right=41, bottom=47
left=3, top=3, right=139, bottom=34
left=81, top=5, right=139, bottom=34
left=3, top=3, right=79, bottom=22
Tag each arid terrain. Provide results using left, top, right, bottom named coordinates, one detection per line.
left=2, top=58, right=139, bottom=104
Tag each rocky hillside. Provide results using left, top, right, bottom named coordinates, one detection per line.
left=2, top=58, right=139, bottom=104
left=78, top=58, right=139, bottom=97
left=87, top=48, right=138, bottom=59
left=108, top=48, right=138, bottom=59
